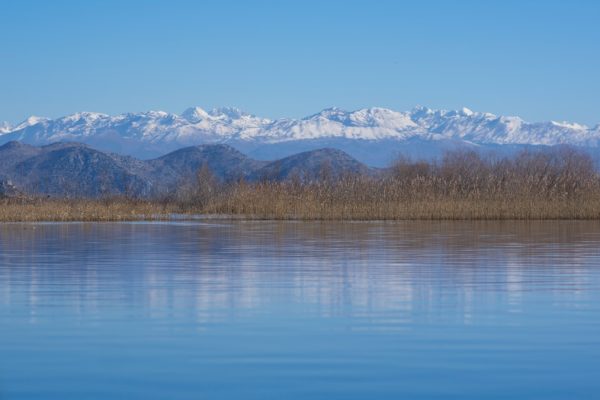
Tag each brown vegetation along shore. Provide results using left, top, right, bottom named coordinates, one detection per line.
left=0, top=198, right=175, bottom=222
left=2, top=148, right=600, bottom=221
left=191, top=147, right=600, bottom=220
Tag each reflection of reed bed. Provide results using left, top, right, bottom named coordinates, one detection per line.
left=3, top=148, right=600, bottom=221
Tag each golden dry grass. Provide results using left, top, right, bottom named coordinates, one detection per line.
left=1, top=190, right=600, bottom=222
left=0, top=198, right=175, bottom=222
left=202, top=183, right=600, bottom=220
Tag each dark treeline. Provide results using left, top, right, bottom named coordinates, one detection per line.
left=387, top=146, right=597, bottom=199
left=169, top=146, right=600, bottom=219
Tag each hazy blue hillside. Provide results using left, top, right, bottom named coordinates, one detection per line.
left=0, top=141, right=372, bottom=197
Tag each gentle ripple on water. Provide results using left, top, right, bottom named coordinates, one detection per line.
left=0, top=221, right=599, bottom=399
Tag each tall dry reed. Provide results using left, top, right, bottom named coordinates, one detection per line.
left=184, top=147, right=600, bottom=220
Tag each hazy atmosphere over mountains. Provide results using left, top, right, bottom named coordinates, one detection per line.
left=1, top=106, right=599, bottom=167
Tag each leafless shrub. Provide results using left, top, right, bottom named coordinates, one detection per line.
left=193, top=146, right=600, bottom=219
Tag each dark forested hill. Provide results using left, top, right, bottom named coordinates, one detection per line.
left=0, top=141, right=372, bottom=197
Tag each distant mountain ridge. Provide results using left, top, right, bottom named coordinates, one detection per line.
left=0, top=142, right=371, bottom=197
left=1, top=106, right=598, bottom=166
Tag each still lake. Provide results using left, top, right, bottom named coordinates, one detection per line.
left=1, top=221, right=599, bottom=399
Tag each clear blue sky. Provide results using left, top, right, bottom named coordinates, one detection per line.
left=1, top=0, right=599, bottom=125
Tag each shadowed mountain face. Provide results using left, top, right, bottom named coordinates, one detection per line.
left=0, top=142, right=154, bottom=197
left=0, top=141, right=372, bottom=197
left=250, top=148, right=371, bottom=181
left=0, top=141, right=41, bottom=165
left=149, top=144, right=268, bottom=183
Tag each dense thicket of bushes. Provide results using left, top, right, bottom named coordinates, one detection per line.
left=175, top=147, right=600, bottom=219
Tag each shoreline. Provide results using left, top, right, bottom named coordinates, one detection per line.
left=2, top=198, right=600, bottom=222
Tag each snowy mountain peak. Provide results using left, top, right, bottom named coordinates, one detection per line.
left=141, top=110, right=172, bottom=119
left=412, top=105, right=432, bottom=112
left=460, top=107, right=474, bottom=116
left=15, top=116, right=49, bottom=130
left=348, top=108, right=417, bottom=129
left=209, top=107, right=251, bottom=119
left=1, top=105, right=599, bottom=164
left=60, top=112, right=108, bottom=123
left=302, top=107, right=417, bottom=129
left=410, top=105, right=435, bottom=119
left=181, top=106, right=210, bottom=122
left=182, top=106, right=255, bottom=123
left=550, top=120, right=588, bottom=130
left=444, top=107, right=477, bottom=118
left=306, top=107, right=347, bottom=121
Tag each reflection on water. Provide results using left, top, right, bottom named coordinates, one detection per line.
left=1, top=221, right=599, bottom=399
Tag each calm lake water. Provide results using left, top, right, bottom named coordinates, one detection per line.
left=1, top=221, right=599, bottom=399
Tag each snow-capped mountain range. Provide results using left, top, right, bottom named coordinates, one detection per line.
left=1, top=106, right=598, bottom=166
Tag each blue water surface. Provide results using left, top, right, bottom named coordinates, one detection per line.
left=0, top=221, right=599, bottom=399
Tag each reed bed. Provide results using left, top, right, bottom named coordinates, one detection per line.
left=2, top=147, right=600, bottom=221
left=197, top=147, right=600, bottom=220
left=0, top=198, right=175, bottom=222
left=202, top=182, right=600, bottom=220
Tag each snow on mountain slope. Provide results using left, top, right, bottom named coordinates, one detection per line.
left=0, top=121, right=12, bottom=134
left=1, top=106, right=598, bottom=163
left=249, top=107, right=420, bottom=141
